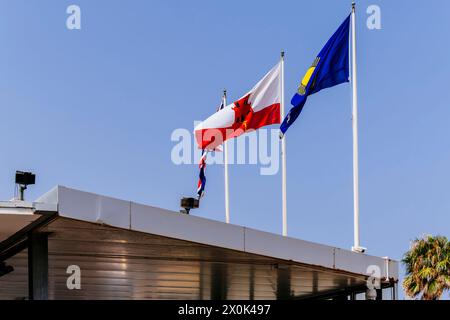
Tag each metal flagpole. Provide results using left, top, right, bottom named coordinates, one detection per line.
left=351, top=2, right=365, bottom=253
left=281, top=51, right=288, bottom=236
left=223, top=90, right=230, bottom=224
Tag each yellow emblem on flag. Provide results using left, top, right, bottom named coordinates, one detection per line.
left=298, top=57, right=320, bottom=95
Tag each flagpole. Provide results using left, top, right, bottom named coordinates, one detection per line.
left=281, top=51, right=288, bottom=236
left=223, top=89, right=230, bottom=224
left=351, top=2, right=364, bottom=253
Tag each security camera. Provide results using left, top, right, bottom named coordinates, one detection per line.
left=352, top=246, right=367, bottom=253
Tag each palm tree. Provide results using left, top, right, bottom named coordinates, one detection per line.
left=402, top=235, right=450, bottom=300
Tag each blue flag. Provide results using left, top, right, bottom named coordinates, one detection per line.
left=280, top=14, right=350, bottom=137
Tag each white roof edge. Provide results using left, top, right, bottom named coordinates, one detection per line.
left=35, top=185, right=59, bottom=205
left=33, top=185, right=399, bottom=280
left=0, top=198, right=57, bottom=214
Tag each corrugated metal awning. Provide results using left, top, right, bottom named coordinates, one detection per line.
left=1, top=217, right=372, bottom=300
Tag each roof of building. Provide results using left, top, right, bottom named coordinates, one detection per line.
left=0, top=186, right=398, bottom=299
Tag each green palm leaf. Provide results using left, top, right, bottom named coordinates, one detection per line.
left=402, top=235, right=450, bottom=300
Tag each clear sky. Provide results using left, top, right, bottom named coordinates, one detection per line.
left=1, top=0, right=449, bottom=299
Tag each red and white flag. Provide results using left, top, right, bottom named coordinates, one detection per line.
left=195, top=62, right=281, bottom=150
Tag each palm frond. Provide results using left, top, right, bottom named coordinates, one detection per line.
left=402, top=235, right=450, bottom=300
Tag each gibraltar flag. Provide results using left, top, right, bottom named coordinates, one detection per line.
left=195, top=62, right=281, bottom=150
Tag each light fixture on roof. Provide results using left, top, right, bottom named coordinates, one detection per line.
left=180, top=197, right=199, bottom=215
left=15, top=171, right=35, bottom=201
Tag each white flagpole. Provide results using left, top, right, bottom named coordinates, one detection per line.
left=351, top=2, right=364, bottom=253
left=281, top=51, right=288, bottom=236
left=223, top=90, right=230, bottom=224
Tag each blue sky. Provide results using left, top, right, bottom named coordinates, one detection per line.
left=1, top=0, right=449, bottom=299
